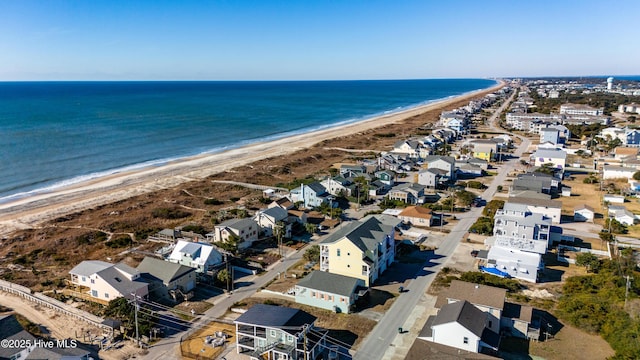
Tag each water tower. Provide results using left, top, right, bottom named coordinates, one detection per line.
left=607, top=77, right=614, bottom=90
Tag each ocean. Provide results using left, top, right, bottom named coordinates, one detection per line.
left=0, top=79, right=496, bottom=203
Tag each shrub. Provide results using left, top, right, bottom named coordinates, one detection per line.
left=75, top=231, right=108, bottom=245
left=204, top=198, right=223, bottom=205
left=152, top=207, right=191, bottom=219
left=105, top=235, right=133, bottom=248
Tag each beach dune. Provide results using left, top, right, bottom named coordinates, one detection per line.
left=0, top=81, right=503, bottom=237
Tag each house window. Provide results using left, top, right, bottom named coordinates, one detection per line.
left=337, top=249, right=341, bottom=256
left=90, top=279, right=95, bottom=284
left=311, top=291, right=316, bottom=297
left=270, top=330, right=276, bottom=338
left=463, top=337, right=469, bottom=344
left=287, top=335, right=294, bottom=343
left=91, top=290, right=98, bottom=297
left=489, top=320, right=492, bottom=328
left=81, top=276, right=86, bottom=282
left=105, top=293, right=109, bottom=299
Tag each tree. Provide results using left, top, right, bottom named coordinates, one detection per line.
left=217, top=234, right=240, bottom=254
left=633, top=171, right=640, bottom=181
left=455, top=190, right=477, bottom=207
left=304, top=223, right=317, bottom=234
left=303, top=245, right=320, bottom=263
left=599, top=230, right=614, bottom=243
left=217, top=269, right=231, bottom=288
left=575, top=252, right=601, bottom=273
left=604, top=218, right=627, bottom=234
left=103, top=297, right=155, bottom=339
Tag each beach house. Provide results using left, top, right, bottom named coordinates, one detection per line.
left=320, top=215, right=396, bottom=286
left=387, top=182, right=426, bottom=204
left=235, top=304, right=326, bottom=360
left=471, top=140, right=498, bottom=162
left=532, top=148, right=567, bottom=169
left=253, top=206, right=291, bottom=238
left=211, top=217, right=260, bottom=250
left=294, top=270, right=366, bottom=314
left=397, top=205, right=436, bottom=227
left=418, top=300, right=500, bottom=354
left=137, top=256, right=196, bottom=302
left=69, top=260, right=149, bottom=304
left=166, top=240, right=223, bottom=273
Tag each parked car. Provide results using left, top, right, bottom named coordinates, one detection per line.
left=470, top=250, right=479, bottom=257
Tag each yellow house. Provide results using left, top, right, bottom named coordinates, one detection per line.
left=319, top=215, right=397, bottom=286
left=471, top=141, right=497, bottom=162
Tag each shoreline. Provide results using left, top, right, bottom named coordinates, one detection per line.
left=0, top=80, right=504, bottom=236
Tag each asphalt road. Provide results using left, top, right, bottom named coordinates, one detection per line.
left=354, top=89, right=523, bottom=360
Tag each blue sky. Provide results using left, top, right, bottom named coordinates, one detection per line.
left=1, top=0, right=638, bottom=80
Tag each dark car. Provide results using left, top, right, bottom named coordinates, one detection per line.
left=470, top=250, right=479, bottom=257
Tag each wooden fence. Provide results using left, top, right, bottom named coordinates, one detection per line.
left=0, top=279, right=111, bottom=331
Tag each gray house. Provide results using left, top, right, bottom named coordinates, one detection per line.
left=235, top=304, right=327, bottom=360
left=387, top=183, right=426, bottom=204
left=137, top=257, right=196, bottom=302
left=295, top=270, right=366, bottom=313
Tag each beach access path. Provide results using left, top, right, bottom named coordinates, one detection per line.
left=355, top=89, right=524, bottom=360
left=0, top=82, right=504, bottom=238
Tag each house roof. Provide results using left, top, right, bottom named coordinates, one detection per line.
left=235, top=304, right=316, bottom=329
left=503, top=302, right=533, bottom=323
left=509, top=190, right=551, bottom=200
left=25, top=345, right=92, bottom=360
left=424, top=155, right=455, bottom=165
left=137, top=257, right=194, bottom=284
left=69, top=260, right=112, bottom=277
left=95, top=264, right=147, bottom=297
left=432, top=300, right=486, bottom=337
left=405, top=338, right=501, bottom=360
left=321, top=216, right=392, bottom=255
left=614, top=147, right=639, bottom=156
left=436, top=280, right=506, bottom=311
left=508, top=197, right=561, bottom=209
left=296, top=271, right=363, bottom=297
left=398, top=206, right=433, bottom=220
left=533, top=149, right=567, bottom=160
left=0, top=314, right=36, bottom=357
left=574, top=204, right=595, bottom=212
left=217, top=217, right=257, bottom=230
left=258, top=206, right=289, bottom=221
left=168, top=240, right=222, bottom=267
left=306, top=182, right=328, bottom=194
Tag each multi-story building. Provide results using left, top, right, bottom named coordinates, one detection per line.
left=235, top=304, right=327, bottom=360
left=320, top=215, right=396, bottom=286
left=493, top=204, right=552, bottom=251
left=559, top=103, right=604, bottom=116
left=211, top=217, right=260, bottom=250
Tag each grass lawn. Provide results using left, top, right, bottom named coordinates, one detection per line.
left=560, top=174, right=606, bottom=222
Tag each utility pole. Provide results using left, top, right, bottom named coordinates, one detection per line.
left=131, top=294, right=140, bottom=348
left=625, top=275, right=633, bottom=308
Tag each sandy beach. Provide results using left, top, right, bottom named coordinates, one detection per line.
left=0, top=81, right=503, bottom=237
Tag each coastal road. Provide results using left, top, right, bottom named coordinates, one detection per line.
left=355, top=89, right=523, bottom=360
left=143, top=234, right=328, bottom=359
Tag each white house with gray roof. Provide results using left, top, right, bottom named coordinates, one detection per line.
left=295, top=270, right=366, bottom=313
left=167, top=240, right=223, bottom=273
left=253, top=206, right=291, bottom=238
left=69, top=260, right=148, bottom=303
left=418, top=300, right=500, bottom=353
left=532, top=148, right=567, bottom=170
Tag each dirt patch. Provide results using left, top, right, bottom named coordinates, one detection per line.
left=179, top=321, right=235, bottom=360
left=529, top=322, right=615, bottom=360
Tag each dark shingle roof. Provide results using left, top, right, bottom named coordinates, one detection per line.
left=436, top=280, right=506, bottom=311
left=137, top=257, right=194, bottom=284
left=234, top=304, right=316, bottom=329
left=405, top=339, right=501, bottom=360
left=0, top=314, right=36, bottom=357
left=321, top=216, right=392, bottom=256
left=296, top=271, right=362, bottom=297
left=432, top=300, right=486, bottom=337
left=503, top=302, right=533, bottom=323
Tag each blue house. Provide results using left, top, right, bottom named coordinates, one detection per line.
left=299, top=182, right=333, bottom=208
left=295, top=270, right=367, bottom=314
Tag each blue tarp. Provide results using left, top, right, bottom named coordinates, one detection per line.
left=480, top=266, right=510, bottom=278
